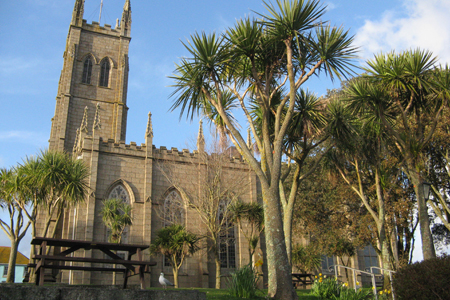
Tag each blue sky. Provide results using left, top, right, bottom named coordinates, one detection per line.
left=1, top=0, right=450, bottom=260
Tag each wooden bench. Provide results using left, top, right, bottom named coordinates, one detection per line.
left=292, top=273, right=314, bottom=289
left=30, top=237, right=156, bottom=289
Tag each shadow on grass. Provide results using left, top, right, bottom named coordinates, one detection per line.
left=147, top=287, right=319, bottom=300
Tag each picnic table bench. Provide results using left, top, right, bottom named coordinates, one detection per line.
left=29, top=237, right=156, bottom=289
left=291, top=273, right=314, bottom=289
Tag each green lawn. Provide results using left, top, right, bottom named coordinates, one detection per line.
left=151, top=288, right=319, bottom=300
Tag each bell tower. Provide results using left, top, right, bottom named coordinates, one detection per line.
left=49, top=0, right=132, bottom=152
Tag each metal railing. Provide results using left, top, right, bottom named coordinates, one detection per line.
left=368, top=266, right=396, bottom=300
left=329, top=265, right=378, bottom=300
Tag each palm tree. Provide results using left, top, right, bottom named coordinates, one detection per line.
left=169, top=1, right=357, bottom=298
left=324, top=92, right=397, bottom=277
left=291, top=244, right=321, bottom=273
left=0, top=168, right=32, bottom=283
left=100, top=198, right=133, bottom=244
left=100, top=197, right=133, bottom=285
left=344, top=50, right=450, bottom=260
left=279, top=90, right=330, bottom=263
left=149, top=224, right=199, bottom=288
left=16, top=156, right=44, bottom=283
left=38, top=150, right=90, bottom=239
left=230, top=201, right=264, bottom=265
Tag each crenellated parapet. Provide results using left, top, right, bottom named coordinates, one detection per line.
left=80, top=19, right=124, bottom=37
left=153, top=146, right=248, bottom=168
left=97, top=138, right=148, bottom=157
left=76, top=134, right=247, bottom=167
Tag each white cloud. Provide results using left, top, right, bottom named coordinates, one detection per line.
left=324, top=1, right=337, bottom=12
left=0, top=57, right=40, bottom=75
left=355, top=0, right=450, bottom=64
left=0, top=130, right=48, bottom=147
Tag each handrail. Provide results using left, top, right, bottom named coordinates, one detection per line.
left=329, top=265, right=378, bottom=300
left=369, top=267, right=396, bottom=300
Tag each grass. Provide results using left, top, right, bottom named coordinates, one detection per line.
left=148, top=287, right=319, bottom=299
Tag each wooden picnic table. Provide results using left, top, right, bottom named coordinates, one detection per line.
left=291, top=273, right=314, bottom=289
left=30, top=237, right=156, bottom=289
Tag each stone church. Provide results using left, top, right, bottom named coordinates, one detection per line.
left=40, top=0, right=381, bottom=289
left=43, top=0, right=257, bottom=288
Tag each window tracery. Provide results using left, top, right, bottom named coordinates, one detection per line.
left=108, top=184, right=130, bottom=204
left=163, top=189, right=185, bottom=267
left=82, top=56, right=93, bottom=84
left=106, top=184, right=130, bottom=244
left=163, top=189, right=184, bottom=226
left=218, top=199, right=236, bottom=269
left=99, top=58, right=110, bottom=87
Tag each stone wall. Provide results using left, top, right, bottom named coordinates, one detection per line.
left=0, top=285, right=206, bottom=300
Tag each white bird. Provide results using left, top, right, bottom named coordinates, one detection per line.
left=159, top=272, right=175, bottom=289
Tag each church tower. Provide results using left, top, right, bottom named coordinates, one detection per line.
left=49, top=0, right=132, bottom=152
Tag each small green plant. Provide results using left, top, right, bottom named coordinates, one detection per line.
left=333, top=284, right=372, bottom=300
left=311, top=274, right=340, bottom=299
left=291, top=244, right=322, bottom=273
left=376, top=289, right=392, bottom=300
left=228, top=264, right=259, bottom=298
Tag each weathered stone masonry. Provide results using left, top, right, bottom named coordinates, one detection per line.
left=41, top=0, right=257, bottom=288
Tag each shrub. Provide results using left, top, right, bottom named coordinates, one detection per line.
left=392, top=254, right=450, bottom=300
left=292, top=244, right=322, bottom=273
left=228, top=264, right=259, bottom=298
left=311, top=275, right=340, bottom=299
left=332, top=285, right=372, bottom=300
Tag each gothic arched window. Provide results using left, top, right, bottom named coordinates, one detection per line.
left=108, top=184, right=130, bottom=204
left=218, top=199, right=236, bottom=269
left=162, top=189, right=185, bottom=267
left=163, top=189, right=184, bottom=226
left=99, top=58, right=110, bottom=87
left=81, top=56, right=93, bottom=84
left=106, top=184, right=131, bottom=244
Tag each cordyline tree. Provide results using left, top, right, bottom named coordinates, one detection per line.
left=0, top=168, right=32, bottom=283
left=325, top=102, right=398, bottom=275
left=30, top=150, right=89, bottom=282
left=343, top=49, right=450, bottom=260
left=230, top=201, right=265, bottom=264
left=290, top=158, right=373, bottom=267
left=424, top=106, right=450, bottom=240
left=100, top=198, right=133, bottom=244
left=321, top=84, right=419, bottom=270
left=0, top=150, right=90, bottom=283
left=150, top=224, right=199, bottom=288
left=169, top=1, right=357, bottom=298
left=37, top=150, right=90, bottom=239
left=251, top=89, right=340, bottom=263
left=100, top=197, right=133, bottom=285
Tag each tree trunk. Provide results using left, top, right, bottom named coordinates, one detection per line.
left=215, top=256, right=221, bottom=289
left=282, top=165, right=300, bottom=265
left=379, top=228, right=392, bottom=289
left=29, top=223, right=37, bottom=283
left=409, top=168, right=436, bottom=260
left=173, top=266, right=179, bottom=288
left=339, top=257, right=350, bottom=283
left=283, top=200, right=295, bottom=265
left=263, top=185, right=297, bottom=300
left=6, top=239, right=19, bottom=283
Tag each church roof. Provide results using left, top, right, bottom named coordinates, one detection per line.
left=0, top=246, right=29, bottom=265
